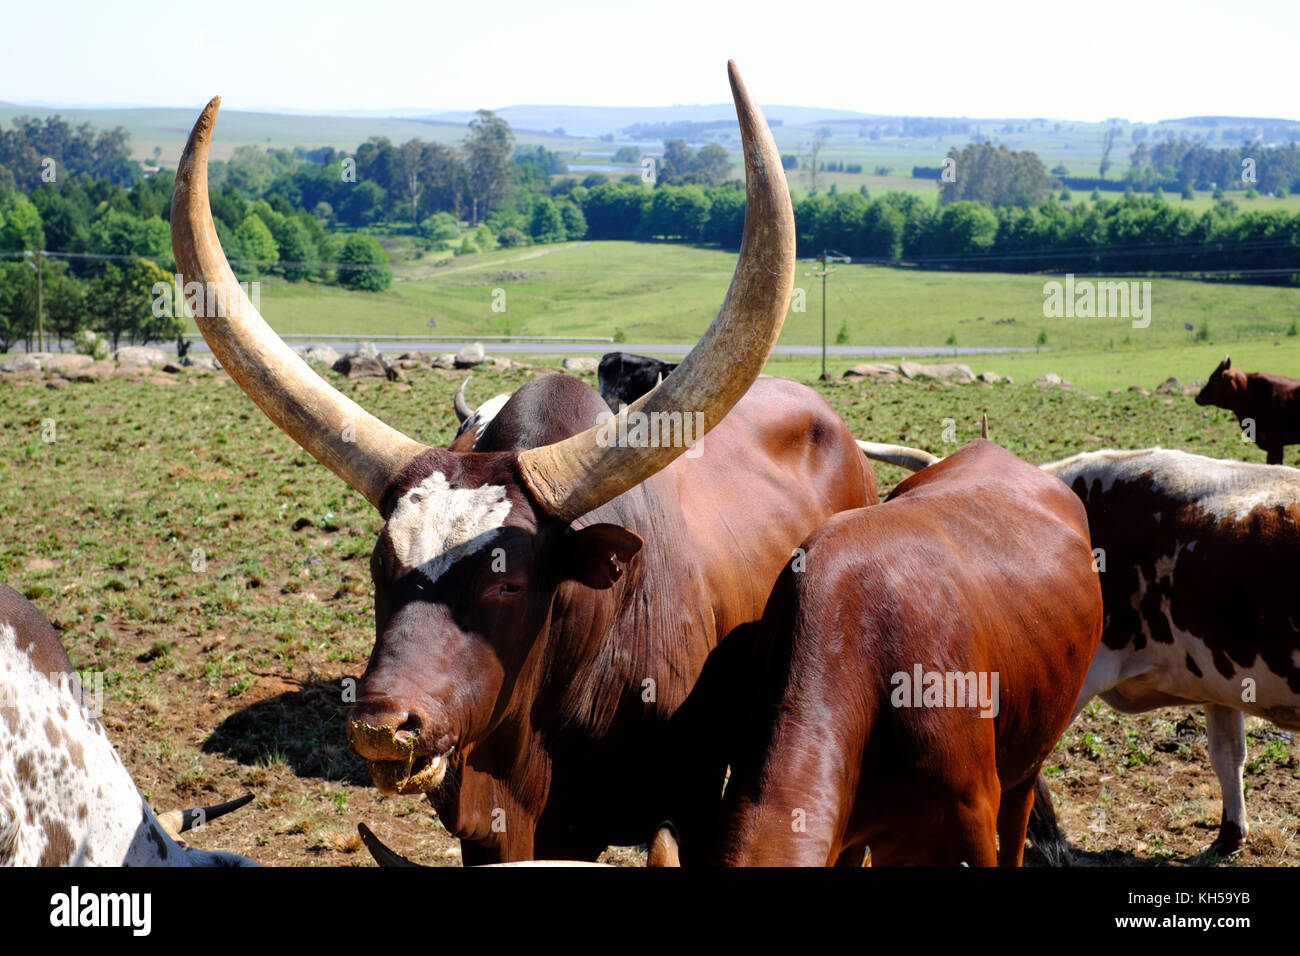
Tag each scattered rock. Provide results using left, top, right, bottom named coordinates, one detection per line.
left=432, top=353, right=457, bottom=369
left=332, top=355, right=386, bottom=379
left=977, top=371, right=1001, bottom=384
left=0, top=355, right=42, bottom=373
left=162, top=363, right=184, bottom=374
left=455, top=343, right=487, bottom=368
left=843, top=363, right=902, bottom=382
left=1154, top=376, right=1181, bottom=395
left=356, top=341, right=381, bottom=360
left=112, top=346, right=169, bottom=368
left=42, top=354, right=92, bottom=374
left=301, top=345, right=341, bottom=367
left=900, top=361, right=975, bottom=383
left=377, top=354, right=405, bottom=382
left=45, top=377, right=70, bottom=389
left=66, top=360, right=114, bottom=382
left=561, top=357, right=599, bottom=374
left=1034, top=373, right=1072, bottom=389
left=182, top=356, right=220, bottom=371
left=1128, top=385, right=1151, bottom=397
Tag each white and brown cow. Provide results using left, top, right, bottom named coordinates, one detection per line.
left=857, top=444, right=1300, bottom=856
left=1035, top=448, right=1300, bottom=855
left=0, top=585, right=255, bottom=866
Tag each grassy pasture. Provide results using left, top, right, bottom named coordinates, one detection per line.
left=2, top=354, right=1297, bottom=866
left=242, top=241, right=1300, bottom=394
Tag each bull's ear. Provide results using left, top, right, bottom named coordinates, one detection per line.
left=561, top=524, right=643, bottom=589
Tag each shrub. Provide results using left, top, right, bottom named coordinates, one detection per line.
left=336, top=235, right=391, bottom=291
left=497, top=227, right=528, bottom=248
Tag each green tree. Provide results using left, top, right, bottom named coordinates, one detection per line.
left=0, top=261, right=37, bottom=351
left=86, top=258, right=172, bottom=350
left=529, top=197, right=566, bottom=243
left=236, top=213, right=279, bottom=275
left=939, top=143, right=1053, bottom=208
left=336, top=235, right=391, bottom=291
left=558, top=200, right=587, bottom=241
left=465, top=110, right=514, bottom=224
left=272, top=217, right=317, bottom=281
left=0, top=195, right=45, bottom=251
left=44, top=265, right=86, bottom=349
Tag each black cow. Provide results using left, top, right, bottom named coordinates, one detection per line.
left=598, top=352, right=677, bottom=409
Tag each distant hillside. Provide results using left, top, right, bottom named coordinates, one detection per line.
left=422, top=103, right=879, bottom=136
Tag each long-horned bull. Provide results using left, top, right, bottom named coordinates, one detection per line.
left=0, top=585, right=256, bottom=866
left=171, top=62, right=878, bottom=863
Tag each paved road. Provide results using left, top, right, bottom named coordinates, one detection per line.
left=168, top=340, right=1036, bottom=358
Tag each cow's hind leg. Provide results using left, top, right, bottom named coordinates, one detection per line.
left=1206, top=704, right=1249, bottom=854
left=1026, top=773, right=1073, bottom=866
left=995, top=776, right=1037, bottom=866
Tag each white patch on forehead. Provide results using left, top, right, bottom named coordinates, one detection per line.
left=387, top=472, right=512, bottom=578
left=1043, top=448, right=1300, bottom=522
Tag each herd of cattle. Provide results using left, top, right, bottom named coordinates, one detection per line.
left=3, top=63, right=1298, bottom=867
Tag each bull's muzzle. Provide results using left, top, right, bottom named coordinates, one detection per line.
left=346, top=700, right=455, bottom=796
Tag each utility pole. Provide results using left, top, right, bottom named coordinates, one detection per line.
left=36, top=250, right=43, bottom=353
left=24, top=250, right=45, bottom=352
left=804, top=249, right=851, bottom=381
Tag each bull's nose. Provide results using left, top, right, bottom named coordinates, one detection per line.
left=347, top=701, right=424, bottom=760
left=346, top=699, right=454, bottom=761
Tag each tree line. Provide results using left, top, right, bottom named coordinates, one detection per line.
left=3, top=111, right=1298, bottom=353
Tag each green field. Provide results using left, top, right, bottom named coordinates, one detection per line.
left=234, top=240, right=1300, bottom=393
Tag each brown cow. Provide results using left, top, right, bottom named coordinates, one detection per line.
left=170, top=63, right=878, bottom=863
left=709, top=440, right=1103, bottom=866
left=1196, top=355, right=1300, bottom=464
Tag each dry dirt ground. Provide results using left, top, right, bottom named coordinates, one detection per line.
left=3, top=366, right=1296, bottom=867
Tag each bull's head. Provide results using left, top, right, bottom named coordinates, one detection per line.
left=170, top=62, right=793, bottom=797
left=1194, top=354, right=1244, bottom=408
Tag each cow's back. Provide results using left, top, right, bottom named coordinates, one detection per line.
left=1048, top=449, right=1300, bottom=723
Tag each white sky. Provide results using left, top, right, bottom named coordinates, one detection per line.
left=2, top=0, right=1295, bottom=122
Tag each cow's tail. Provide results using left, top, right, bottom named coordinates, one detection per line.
left=1026, top=773, right=1073, bottom=866
left=855, top=440, right=940, bottom=472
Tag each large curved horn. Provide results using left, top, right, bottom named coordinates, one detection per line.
left=357, top=823, right=423, bottom=867
left=171, top=100, right=428, bottom=509
left=516, top=61, right=795, bottom=521
left=856, top=441, right=940, bottom=472
left=453, top=376, right=474, bottom=424
left=157, top=793, right=255, bottom=839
